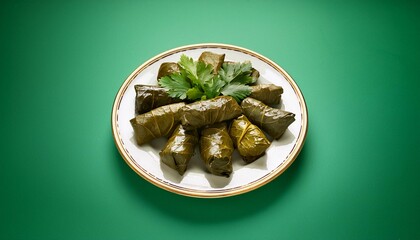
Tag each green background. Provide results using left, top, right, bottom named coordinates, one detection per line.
left=1, top=0, right=419, bottom=239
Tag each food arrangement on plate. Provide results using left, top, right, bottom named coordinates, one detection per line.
left=129, top=51, right=295, bottom=177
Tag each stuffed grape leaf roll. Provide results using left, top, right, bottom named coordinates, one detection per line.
left=198, top=51, right=225, bottom=74
left=130, top=102, right=186, bottom=145
left=157, top=62, right=180, bottom=80
left=134, top=84, right=181, bottom=115
left=249, top=84, right=283, bottom=106
left=241, top=97, right=295, bottom=139
left=159, top=125, right=198, bottom=175
left=250, top=68, right=260, bottom=83
left=229, top=115, right=271, bottom=163
left=180, top=96, right=242, bottom=129
left=200, top=122, right=233, bottom=177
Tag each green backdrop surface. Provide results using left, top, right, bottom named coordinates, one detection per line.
left=1, top=0, right=419, bottom=239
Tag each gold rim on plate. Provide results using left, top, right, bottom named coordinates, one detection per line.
left=111, top=43, right=308, bottom=198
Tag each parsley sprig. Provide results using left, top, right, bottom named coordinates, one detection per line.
left=158, top=54, right=257, bottom=102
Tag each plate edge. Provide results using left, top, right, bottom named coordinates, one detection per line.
left=111, top=43, right=309, bottom=198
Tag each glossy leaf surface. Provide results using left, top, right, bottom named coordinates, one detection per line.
left=130, top=102, right=186, bottom=145
left=198, top=51, right=225, bottom=74
left=249, top=84, right=283, bottom=106
left=157, top=62, right=180, bottom=80
left=134, top=84, right=181, bottom=115
left=180, top=96, right=242, bottom=129
left=200, top=122, right=233, bottom=177
left=160, top=125, right=198, bottom=175
left=241, top=97, right=295, bottom=139
left=229, top=115, right=271, bottom=163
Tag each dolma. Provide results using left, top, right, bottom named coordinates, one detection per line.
left=180, top=96, right=242, bottom=130
left=157, top=62, right=180, bottom=80
left=198, top=51, right=225, bottom=74
left=249, top=84, right=283, bottom=105
left=130, top=102, right=186, bottom=145
left=134, top=84, right=181, bottom=115
left=250, top=68, right=260, bottom=83
left=241, top=97, right=295, bottom=139
left=229, top=115, right=271, bottom=163
left=200, top=122, right=233, bottom=177
left=159, top=125, right=198, bottom=175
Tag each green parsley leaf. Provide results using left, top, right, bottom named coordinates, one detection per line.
left=178, top=54, right=216, bottom=87
left=221, top=83, right=252, bottom=102
left=203, top=75, right=226, bottom=99
left=158, top=72, right=191, bottom=100
left=178, top=54, right=220, bottom=100
left=178, top=55, right=200, bottom=85
left=232, top=74, right=254, bottom=85
left=219, top=61, right=253, bottom=84
left=186, top=87, right=204, bottom=100
left=196, top=61, right=214, bottom=84
left=159, top=54, right=256, bottom=102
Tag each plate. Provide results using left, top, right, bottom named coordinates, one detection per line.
left=111, top=43, right=308, bottom=198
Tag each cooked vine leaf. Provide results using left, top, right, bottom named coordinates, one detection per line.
left=229, top=115, right=271, bottom=163
left=180, top=96, right=242, bottom=130
left=250, top=68, right=260, bottom=83
left=157, top=62, right=180, bottom=80
left=159, top=124, right=198, bottom=175
left=130, top=102, right=186, bottom=145
left=200, top=122, right=234, bottom=177
left=249, top=84, right=283, bottom=106
left=134, top=84, right=181, bottom=115
left=241, top=97, right=295, bottom=139
left=198, top=51, right=225, bottom=74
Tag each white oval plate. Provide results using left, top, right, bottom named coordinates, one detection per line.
left=112, top=43, right=308, bottom=198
